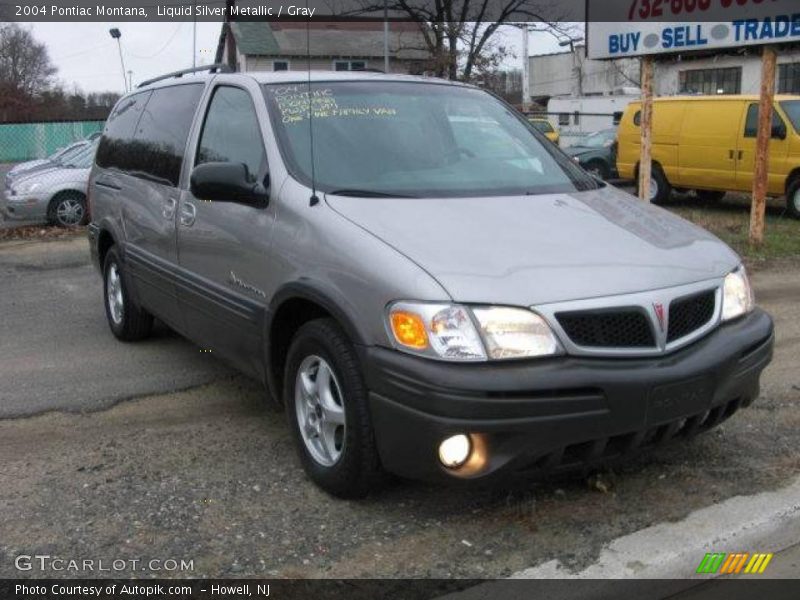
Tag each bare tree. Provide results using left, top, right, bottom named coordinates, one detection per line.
left=0, top=23, right=56, bottom=97
left=345, top=0, right=574, bottom=82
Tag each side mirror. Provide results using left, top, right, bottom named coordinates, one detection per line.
left=190, top=162, right=269, bottom=206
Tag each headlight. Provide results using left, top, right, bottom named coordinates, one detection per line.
left=387, top=302, right=562, bottom=362
left=722, top=266, right=754, bottom=322
left=17, top=181, right=42, bottom=194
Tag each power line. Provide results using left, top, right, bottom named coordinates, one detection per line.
left=127, top=23, right=184, bottom=59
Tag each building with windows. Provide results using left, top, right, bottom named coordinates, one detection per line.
left=215, top=21, right=431, bottom=74
left=652, top=50, right=800, bottom=96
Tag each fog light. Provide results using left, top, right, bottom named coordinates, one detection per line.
left=438, top=434, right=471, bottom=469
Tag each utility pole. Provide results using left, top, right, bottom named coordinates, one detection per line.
left=127, top=70, right=133, bottom=91
left=225, top=0, right=237, bottom=71
left=383, top=0, right=390, bottom=73
left=749, top=46, right=777, bottom=246
left=521, top=26, right=529, bottom=113
left=193, top=14, right=197, bottom=69
left=638, top=56, right=654, bottom=202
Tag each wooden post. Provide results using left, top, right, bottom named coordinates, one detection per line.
left=638, top=56, right=654, bottom=202
left=749, top=46, right=777, bottom=246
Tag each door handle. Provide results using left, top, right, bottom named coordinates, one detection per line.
left=180, top=202, right=196, bottom=227
left=738, top=150, right=744, bottom=160
left=728, top=149, right=735, bottom=160
left=162, top=198, right=177, bottom=219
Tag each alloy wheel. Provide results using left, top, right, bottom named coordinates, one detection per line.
left=294, top=355, right=346, bottom=467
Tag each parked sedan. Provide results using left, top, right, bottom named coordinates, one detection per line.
left=4, top=141, right=97, bottom=227
left=565, top=129, right=618, bottom=180
left=6, top=140, right=90, bottom=185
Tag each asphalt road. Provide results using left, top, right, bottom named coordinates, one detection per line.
left=0, top=236, right=232, bottom=417
left=0, top=236, right=799, bottom=580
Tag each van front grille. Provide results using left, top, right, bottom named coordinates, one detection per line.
left=667, top=290, right=715, bottom=343
left=556, top=309, right=655, bottom=348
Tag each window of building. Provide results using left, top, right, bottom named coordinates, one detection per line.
left=743, top=103, right=787, bottom=139
left=573, top=111, right=580, bottom=125
left=272, top=60, right=289, bottom=72
left=678, top=67, right=741, bottom=95
left=334, top=60, right=368, bottom=71
left=777, top=63, right=800, bottom=94
left=197, top=86, right=267, bottom=181
left=558, top=113, right=570, bottom=126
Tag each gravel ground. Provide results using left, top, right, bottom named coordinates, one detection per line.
left=0, top=236, right=798, bottom=579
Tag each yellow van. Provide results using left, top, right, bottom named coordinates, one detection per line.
left=528, top=117, right=560, bottom=145
left=617, top=95, right=800, bottom=218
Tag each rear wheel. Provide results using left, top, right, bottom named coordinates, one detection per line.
left=638, top=164, right=672, bottom=205
left=103, top=246, right=153, bottom=341
left=284, top=318, right=381, bottom=498
left=48, top=192, right=87, bottom=227
left=696, top=190, right=726, bottom=202
left=787, top=177, right=800, bottom=219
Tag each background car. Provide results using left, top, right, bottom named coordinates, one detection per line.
left=564, top=128, right=618, bottom=180
left=4, top=140, right=97, bottom=227
left=6, top=139, right=90, bottom=184
left=527, top=117, right=560, bottom=145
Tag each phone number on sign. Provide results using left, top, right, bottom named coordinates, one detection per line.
left=629, top=0, right=778, bottom=20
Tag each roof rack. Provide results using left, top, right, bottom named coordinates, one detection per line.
left=137, top=64, right=232, bottom=89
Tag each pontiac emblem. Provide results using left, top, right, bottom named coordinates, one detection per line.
left=653, top=302, right=666, bottom=332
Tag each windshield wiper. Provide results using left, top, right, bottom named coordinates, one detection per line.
left=327, top=189, right=418, bottom=198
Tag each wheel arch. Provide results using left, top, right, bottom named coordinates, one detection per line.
left=264, top=283, right=368, bottom=406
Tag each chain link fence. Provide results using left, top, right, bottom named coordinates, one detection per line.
left=1, top=119, right=104, bottom=228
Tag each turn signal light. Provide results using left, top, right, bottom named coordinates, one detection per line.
left=390, top=310, right=429, bottom=349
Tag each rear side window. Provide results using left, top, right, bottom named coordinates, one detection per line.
left=196, top=86, right=266, bottom=181
left=96, top=91, right=151, bottom=171
left=131, top=84, right=204, bottom=186
left=633, top=110, right=641, bottom=126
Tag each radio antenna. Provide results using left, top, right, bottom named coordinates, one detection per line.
left=306, top=3, right=319, bottom=207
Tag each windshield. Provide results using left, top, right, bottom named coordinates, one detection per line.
left=55, top=143, right=88, bottom=165
left=574, top=129, right=617, bottom=148
left=62, top=142, right=97, bottom=169
left=530, top=119, right=554, bottom=134
left=781, top=101, right=800, bottom=132
left=263, top=82, right=595, bottom=197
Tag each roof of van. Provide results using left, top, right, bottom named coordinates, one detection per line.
left=134, top=70, right=470, bottom=92
left=626, top=94, right=799, bottom=105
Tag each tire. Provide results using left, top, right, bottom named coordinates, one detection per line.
left=48, top=192, right=87, bottom=227
left=103, top=246, right=153, bottom=341
left=284, top=318, right=381, bottom=498
left=696, top=190, right=726, bottom=202
left=637, top=164, right=671, bottom=204
left=787, top=177, right=800, bottom=220
left=584, top=159, right=610, bottom=181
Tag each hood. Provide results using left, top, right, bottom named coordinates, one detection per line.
left=11, top=166, right=89, bottom=191
left=325, top=185, right=739, bottom=306
left=565, top=146, right=602, bottom=158
left=9, top=159, right=50, bottom=175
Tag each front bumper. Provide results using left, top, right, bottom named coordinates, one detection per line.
left=362, top=308, right=774, bottom=483
left=4, top=194, right=47, bottom=220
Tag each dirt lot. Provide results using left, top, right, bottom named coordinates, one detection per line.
left=0, top=233, right=798, bottom=579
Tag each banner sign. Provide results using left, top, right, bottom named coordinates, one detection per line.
left=587, top=0, right=800, bottom=59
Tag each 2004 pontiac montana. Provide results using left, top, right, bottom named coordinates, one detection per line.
left=88, top=68, right=774, bottom=498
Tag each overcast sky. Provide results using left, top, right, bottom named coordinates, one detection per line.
left=24, top=22, right=567, bottom=94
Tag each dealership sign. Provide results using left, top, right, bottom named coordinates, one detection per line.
left=587, top=0, right=800, bottom=59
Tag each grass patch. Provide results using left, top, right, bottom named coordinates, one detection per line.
left=665, top=194, right=800, bottom=262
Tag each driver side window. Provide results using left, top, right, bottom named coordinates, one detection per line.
left=197, top=86, right=267, bottom=181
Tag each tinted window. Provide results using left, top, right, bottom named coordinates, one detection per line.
left=744, top=104, right=786, bottom=138
left=131, top=84, right=204, bottom=186
left=633, top=110, right=641, bottom=126
left=96, top=91, right=151, bottom=170
left=197, top=86, right=266, bottom=181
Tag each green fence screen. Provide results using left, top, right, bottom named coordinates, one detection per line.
left=0, top=120, right=105, bottom=163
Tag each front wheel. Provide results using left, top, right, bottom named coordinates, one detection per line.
left=787, top=177, right=800, bottom=220
left=48, top=192, right=87, bottom=227
left=585, top=159, right=610, bottom=181
left=638, top=165, right=672, bottom=205
left=284, top=318, right=381, bottom=498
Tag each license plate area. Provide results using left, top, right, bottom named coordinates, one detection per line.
left=648, top=377, right=714, bottom=424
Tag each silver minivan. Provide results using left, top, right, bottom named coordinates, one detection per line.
left=88, top=69, right=774, bottom=498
